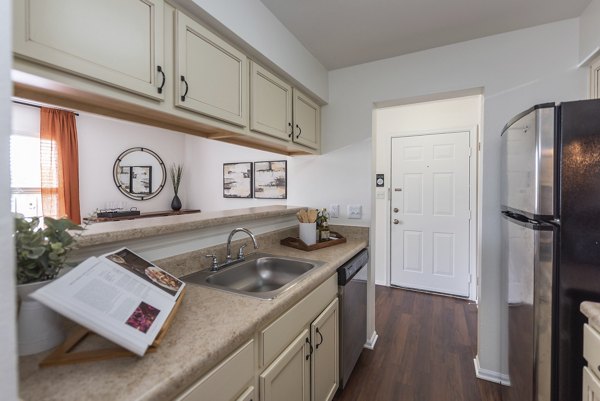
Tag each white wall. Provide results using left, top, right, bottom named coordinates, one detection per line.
left=1, top=0, right=18, bottom=398
left=374, top=95, right=482, bottom=287
left=184, top=135, right=289, bottom=212
left=178, top=0, right=329, bottom=103
left=580, top=0, right=600, bottom=63
left=288, top=138, right=372, bottom=226
left=77, top=113, right=188, bottom=217
left=307, top=18, right=586, bottom=377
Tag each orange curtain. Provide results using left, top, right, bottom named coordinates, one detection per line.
left=40, top=107, right=81, bottom=224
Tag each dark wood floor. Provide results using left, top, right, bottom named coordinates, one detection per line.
left=334, top=286, right=502, bottom=401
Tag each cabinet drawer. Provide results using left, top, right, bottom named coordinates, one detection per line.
left=261, top=274, right=337, bottom=368
left=583, top=366, right=600, bottom=401
left=584, top=324, right=600, bottom=378
left=175, top=340, right=255, bottom=401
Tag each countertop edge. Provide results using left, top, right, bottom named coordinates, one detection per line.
left=75, top=206, right=305, bottom=248
left=581, top=301, right=600, bottom=331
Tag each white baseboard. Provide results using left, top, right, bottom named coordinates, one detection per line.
left=473, top=355, right=510, bottom=385
left=364, top=330, right=378, bottom=350
left=375, top=279, right=387, bottom=286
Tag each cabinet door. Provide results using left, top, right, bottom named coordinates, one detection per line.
left=311, top=298, right=339, bottom=401
left=13, top=0, right=165, bottom=100
left=292, top=88, right=320, bottom=150
left=250, top=61, right=293, bottom=141
left=583, top=367, right=600, bottom=401
left=175, top=10, right=247, bottom=127
left=260, top=329, right=310, bottom=401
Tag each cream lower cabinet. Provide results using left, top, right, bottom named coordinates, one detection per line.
left=311, top=299, right=339, bottom=401
left=583, top=323, right=600, bottom=400
left=175, top=10, right=248, bottom=127
left=175, top=340, right=255, bottom=401
left=260, top=329, right=311, bottom=401
left=583, top=367, right=600, bottom=401
left=260, top=275, right=338, bottom=401
left=13, top=0, right=165, bottom=100
left=259, top=300, right=339, bottom=401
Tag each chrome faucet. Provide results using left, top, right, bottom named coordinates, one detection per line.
left=226, top=227, right=259, bottom=263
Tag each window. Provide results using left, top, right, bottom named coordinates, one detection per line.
left=10, top=133, right=41, bottom=217
left=10, top=132, right=58, bottom=218
left=591, top=55, right=600, bottom=99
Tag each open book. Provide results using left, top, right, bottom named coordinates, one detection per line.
left=31, top=248, right=185, bottom=356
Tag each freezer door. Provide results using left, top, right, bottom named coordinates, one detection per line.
left=501, top=214, right=554, bottom=401
left=501, top=105, right=555, bottom=219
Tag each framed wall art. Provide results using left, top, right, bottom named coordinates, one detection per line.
left=254, top=160, right=287, bottom=199
left=130, top=166, right=152, bottom=195
left=223, top=162, right=252, bottom=198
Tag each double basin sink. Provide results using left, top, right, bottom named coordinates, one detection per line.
left=181, top=253, right=325, bottom=299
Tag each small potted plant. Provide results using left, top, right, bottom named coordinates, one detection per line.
left=170, top=163, right=184, bottom=211
left=14, top=214, right=83, bottom=355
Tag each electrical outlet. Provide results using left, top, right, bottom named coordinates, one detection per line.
left=329, top=204, right=340, bottom=218
left=347, top=205, right=362, bottom=219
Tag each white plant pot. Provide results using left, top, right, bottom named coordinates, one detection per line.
left=17, top=280, right=65, bottom=356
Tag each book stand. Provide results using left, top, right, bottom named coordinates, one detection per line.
left=40, top=288, right=186, bottom=367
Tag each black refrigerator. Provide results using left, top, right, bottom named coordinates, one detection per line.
left=500, top=99, right=600, bottom=401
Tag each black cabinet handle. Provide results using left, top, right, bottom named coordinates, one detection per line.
left=157, top=66, right=166, bottom=94
left=315, top=328, right=323, bottom=349
left=180, top=75, right=189, bottom=101
left=288, top=122, right=293, bottom=138
left=305, top=337, right=313, bottom=360
left=295, top=124, right=302, bottom=139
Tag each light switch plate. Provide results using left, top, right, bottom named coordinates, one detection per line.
left=347, top=205, right=362, bottom=219
left=329, top=204, right=340, bottom=218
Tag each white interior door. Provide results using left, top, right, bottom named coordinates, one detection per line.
left=390, top=131, right=471, bottom=297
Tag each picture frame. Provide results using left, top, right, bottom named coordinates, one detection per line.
left=130, top=166, right=152, bottom=195
left=254, top=160, right=287, bottom=199
left=223, top=162, right=253, bottom=198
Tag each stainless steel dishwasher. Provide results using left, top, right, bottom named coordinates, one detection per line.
left=337, top=248, right=369, bottom=390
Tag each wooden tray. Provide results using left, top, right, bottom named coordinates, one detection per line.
left=39, top=287, right=186, bottom=367
left=280, top=231, right=347, bottom=251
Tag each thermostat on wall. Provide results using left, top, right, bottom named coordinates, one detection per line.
left=376, top=174, right=384, bottom=187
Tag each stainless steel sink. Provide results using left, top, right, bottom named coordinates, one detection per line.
left=181, top=253, right=325, bottom=299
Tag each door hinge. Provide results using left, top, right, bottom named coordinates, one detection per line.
left=469, top=148, right=472, bottom=157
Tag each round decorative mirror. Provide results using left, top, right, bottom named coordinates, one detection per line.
left=113, top=147, right=166, bottom=200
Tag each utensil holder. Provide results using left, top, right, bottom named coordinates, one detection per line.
left=299, top=222, right=317, bottom=246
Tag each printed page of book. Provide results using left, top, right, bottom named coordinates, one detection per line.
left=31, top=256, right=177, bottom=356
left=101, top=248, right=185, bottom=299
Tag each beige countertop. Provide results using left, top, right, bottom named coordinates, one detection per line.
left=19, top=237, right=368, bottom=401
left=76, top=205, right=304, bottom=248
left=581, top=301, right=600, bottom=331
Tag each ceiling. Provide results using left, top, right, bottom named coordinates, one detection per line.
left=259, top=0, right=591, bottom=70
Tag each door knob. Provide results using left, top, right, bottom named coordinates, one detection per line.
left=393, top=219, right=400, bottom=225
left=393, top=208, right=399, bottom=213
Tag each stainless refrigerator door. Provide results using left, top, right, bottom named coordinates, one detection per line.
left=500, top=105, right=555, bottom=219
left=502, top=214, right=554, bottom=401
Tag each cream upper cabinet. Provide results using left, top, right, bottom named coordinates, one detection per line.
left=13, top=0, right=165, bottom=100
left=250, top=61, right=293, bottom=141
left=175, top=10, right=248, bottom=127
left=260, top=329, right=311, bottom=401
left=311, top=299, right=339, bottom=401
left=292, top=88, right=321, bottom=150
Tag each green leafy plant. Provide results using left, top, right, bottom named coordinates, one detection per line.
left=14, top=214, right=84, bottom=285
left=170, top=164, right=184, bottom=196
